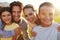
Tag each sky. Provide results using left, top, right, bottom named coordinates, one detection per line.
left=0, top=0, right=60, bottom=10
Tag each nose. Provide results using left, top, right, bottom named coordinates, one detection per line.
left=15, top=12, right=18, bottom=16
left=46, top=15, right=50, bottom=20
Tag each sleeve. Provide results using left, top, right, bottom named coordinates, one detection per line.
left=0, top=20, right=3, bottom=29
left=0, top=30, right=15, bottom=38
left=57, top=32, right=60, bottom=40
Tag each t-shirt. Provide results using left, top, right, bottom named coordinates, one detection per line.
left=32, top=23, right=60, bottom=40
left=0, top=23, right=19, bottom=40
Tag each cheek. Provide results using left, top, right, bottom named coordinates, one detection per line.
left=26, top=17, right=30, bottom=21
left=9, top=16, right=12, bottom=20
left=39, top=15, right=44, bottom=20
left=50, top=16, right=54, bottom=20
left=12, top=12, right=15, bottom=15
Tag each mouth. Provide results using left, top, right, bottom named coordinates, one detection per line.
left=43, top=19, right=51, bottom=23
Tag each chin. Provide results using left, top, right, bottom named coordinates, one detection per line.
left=46, top=23, right=52, bottom=26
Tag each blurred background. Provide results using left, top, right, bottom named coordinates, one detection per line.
left=0, top=0, right=60, bottom=23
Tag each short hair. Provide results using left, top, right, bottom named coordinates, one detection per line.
left=9, top=1, right=23, bottom=12
left=23, top=4, right=34, bottom=12
left=39, top=2, right=54, bottom=13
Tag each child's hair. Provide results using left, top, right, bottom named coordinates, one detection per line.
left=0, top=7, right=13, bottom=30
left=0, top=7, right=11, bottom=15
left=39, top=2, right=54, bottom=14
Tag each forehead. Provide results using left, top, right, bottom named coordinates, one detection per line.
left=12, top=6, right=20, bottom=11
left=24, top=8, right=33, bottom=13
left=2, top=11, right=11, bottom=15
left=40, top=6, right=54, bottom=13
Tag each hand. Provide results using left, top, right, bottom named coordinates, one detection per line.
left=58, top=26, right=60, bottom=32
left=31, top=31, right=36, bottom=37
left=14, top=27, right=21, bottom=35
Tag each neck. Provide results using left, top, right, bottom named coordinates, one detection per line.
left=6, top=22, right=12, bottom=25
left=15, top=19, right=21, bottom=24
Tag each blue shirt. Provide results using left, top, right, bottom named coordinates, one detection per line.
left=0, top=19, right=15, bottom=38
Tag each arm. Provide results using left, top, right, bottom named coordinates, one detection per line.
left=58, top=26, right=60, bottom=32
left=12, top=27, right=21, bottom=40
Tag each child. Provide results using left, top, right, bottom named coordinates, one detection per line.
left=31, top=2, right=60, bottom=40
left=0, top=7, right=21, bottom=40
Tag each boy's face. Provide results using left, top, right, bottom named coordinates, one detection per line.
left=24, top=8, right=36, bottom=23
left=38, top=6, right=54, bottom=26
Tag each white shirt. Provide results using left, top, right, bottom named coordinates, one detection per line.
left=32, top=23, right=60, bottom=40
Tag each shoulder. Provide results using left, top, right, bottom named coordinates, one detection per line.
left=33, top=25, right=40, bottom=31
left=12, top=23, right=19, bottom=28
left=54, top=23, right=60, bottom=32
left=0, top=19, right=2, bottom=26
left=20, top=18, right=27, bottom=27
left=21, top=18, right=27, bottom=25
left=0, top=19, right=2, bottom=23
left=19, top=18, right=27, bottom=30
left=52, top=22, right=60, bottom=28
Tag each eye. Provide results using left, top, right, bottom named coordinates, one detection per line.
left=7, top=14, right=11, bottom=16
left=29, top=13, right=33, bottom=16
left=12, top=11, right=16, bottom=13
left=17, top=11, right=21, bottom=13
left=25, top=15, right=28, bottom=17
left=2, top=15, right=6, bottom=17
left=42, top=13, right=46, bottom=15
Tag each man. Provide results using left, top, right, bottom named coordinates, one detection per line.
left=9, top=1, right=30, bottom=40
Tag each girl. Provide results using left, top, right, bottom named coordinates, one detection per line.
left=0, top=7, right=21, bottom=40
left=32, top=2, right=60, bottom=40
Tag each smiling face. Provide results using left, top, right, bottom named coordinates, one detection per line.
left=38, top=6, right=54, bottom=26
left=12, top=6, right=21, bottom=22
left=24, top=8, right=36, bottom=23
left=1, top=11, right=12, bottom=25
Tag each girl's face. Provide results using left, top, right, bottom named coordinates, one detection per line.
left=1, top=11, right=12, bottom=25
left=24, top=8, right=36, bottom=23
left=38, top=6, right=54, bottom=26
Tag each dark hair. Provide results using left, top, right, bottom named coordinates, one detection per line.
left=9, top=1, right=23, bottom=12
left=0, top=7, right=13, bottom=30
left=23, top=4, right=34, bottom=12
left=39, top=2, right=54, bottom=14
left=0, top=7, right=11, bottom=15
left=0, top=6, right=3, bottom=18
